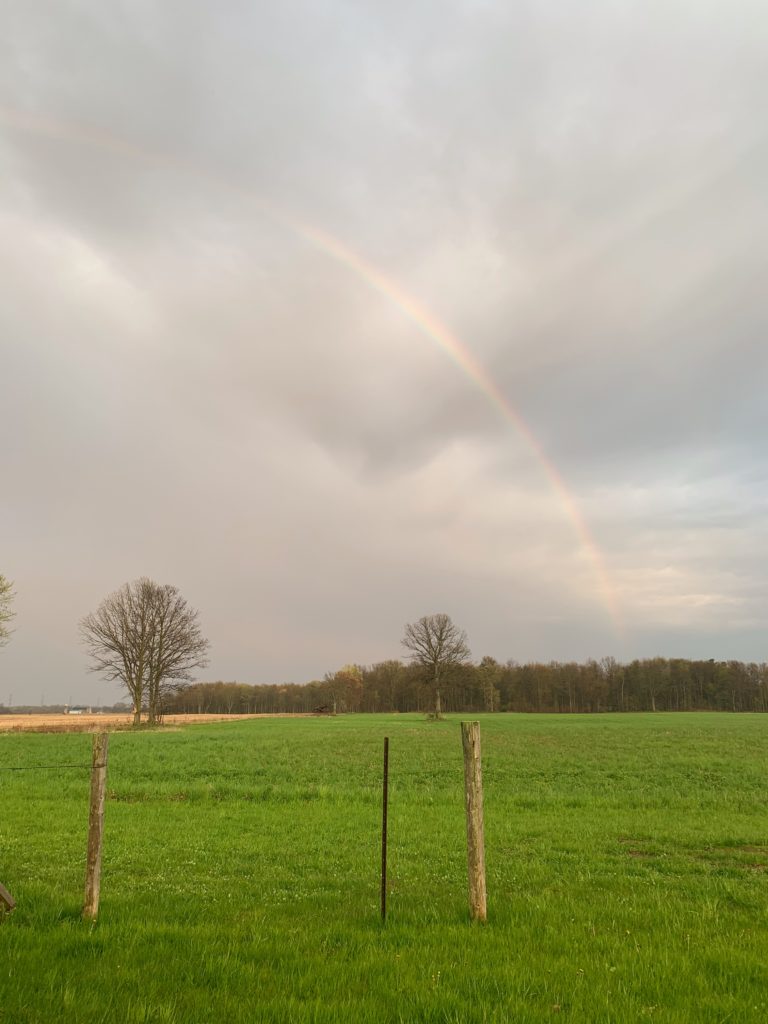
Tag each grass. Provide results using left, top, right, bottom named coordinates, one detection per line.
left=1, top=713, right=767, bottom=1022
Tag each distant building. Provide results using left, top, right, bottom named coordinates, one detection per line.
left=64, top=705, right=92, bottom=715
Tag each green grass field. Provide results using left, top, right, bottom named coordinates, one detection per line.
left=1, top=713, right=767, bottom=1023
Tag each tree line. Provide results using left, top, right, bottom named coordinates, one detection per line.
left=3, top=574, right=767, bottom=718
left=168, top=655, right=768, bottom=716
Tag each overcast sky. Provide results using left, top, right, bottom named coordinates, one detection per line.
left=2, top=1, right=767, bottom=705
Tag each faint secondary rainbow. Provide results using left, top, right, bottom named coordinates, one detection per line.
left=0, top=106, right=621, bottom=630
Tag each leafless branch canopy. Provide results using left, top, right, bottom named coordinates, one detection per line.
left=401, top=612, right=471, bottom=717
left=80, top=577, right=210, bottom=724
left=0, top=575, right=14, bottom=648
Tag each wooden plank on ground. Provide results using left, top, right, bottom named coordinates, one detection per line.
left=0, top=883, right=15, bottom=912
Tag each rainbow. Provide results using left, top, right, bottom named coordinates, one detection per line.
left=0, top=106, right=621, bottom=629
left=290, top=222, right=620, bottom=627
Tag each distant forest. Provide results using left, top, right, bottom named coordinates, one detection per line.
left=169, top=657, right=768, bottom=715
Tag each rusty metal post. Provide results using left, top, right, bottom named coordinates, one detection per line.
left=381, top=736, right=389, bottom=922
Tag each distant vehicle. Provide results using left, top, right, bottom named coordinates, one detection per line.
left=64, top=705, right=92, bottom=715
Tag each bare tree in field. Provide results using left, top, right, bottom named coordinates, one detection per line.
left=0, top=575, right=14, bottom=647
left=80, top=578, right=210, bottom=725
left=401, top=613, right=471, bottom=719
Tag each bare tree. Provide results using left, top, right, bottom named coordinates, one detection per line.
left=143, top=582, right=211, bottom=723
left=401, top=613, right=471, bottom=719
left=80, top=578, right=210, bottom=725
left=0, top=575, right=14, bottom=648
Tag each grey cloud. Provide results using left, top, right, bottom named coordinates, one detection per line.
left=2, top=1, right=767, bottom=702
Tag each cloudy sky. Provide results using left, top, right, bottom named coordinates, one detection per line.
left=2, top=1, right=767, bottom=704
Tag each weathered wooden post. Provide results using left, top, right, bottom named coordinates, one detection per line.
left=0, top=883, right=15, bottom=914
left=461, top=721, right=487, bottom=923
left=83, top=732, right=109, bottom=920
left=381, top=736, right=389, bottom=922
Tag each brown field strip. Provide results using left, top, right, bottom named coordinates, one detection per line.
left=0, top=712, right=310, bottom=733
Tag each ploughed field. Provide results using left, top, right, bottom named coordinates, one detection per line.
left=1, top=713, right=766, bottom=1023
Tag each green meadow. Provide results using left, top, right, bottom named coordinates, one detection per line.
left=1, top=713, right=766, bottom=1023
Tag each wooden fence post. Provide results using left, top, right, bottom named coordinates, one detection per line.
left=461, top=721, right=487, bottom=923
left=83, top=732, right=109, bottom=920
left=0, top=883, right=15, bottom=914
